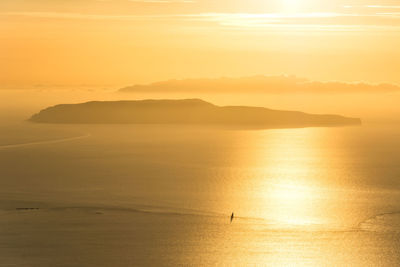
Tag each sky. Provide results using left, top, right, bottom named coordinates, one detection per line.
left=1, top=0, right=400, bottom=89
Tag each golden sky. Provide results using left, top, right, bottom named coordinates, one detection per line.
left=1, top=0, right=400, bottom=88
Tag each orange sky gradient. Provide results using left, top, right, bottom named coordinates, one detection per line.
left=1, top=0, right=400, bottom=88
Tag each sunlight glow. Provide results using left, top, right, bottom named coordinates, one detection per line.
left=281, top=0, right=302, bottom=13
left=250, top=129, right=326, bottom=227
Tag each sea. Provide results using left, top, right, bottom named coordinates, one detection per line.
left=0, top=121, right=399, bottom=266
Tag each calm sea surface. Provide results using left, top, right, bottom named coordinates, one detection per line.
left=0, top=122, right=400, bottom=266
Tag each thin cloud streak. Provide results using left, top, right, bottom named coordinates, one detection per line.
left=4, top=10, right=400, bottom=18
left=3, top=8, right=400, bottom=34
left=366, top=5, right=400, bottom=9
left=4, top=11, right=399, bottom=19
left=128, top=0, right=196, bottom=3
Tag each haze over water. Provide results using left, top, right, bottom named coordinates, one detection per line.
left=1, top=121, right=400, bottom=266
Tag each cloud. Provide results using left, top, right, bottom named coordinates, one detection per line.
left=128, top=0, right=195, bottom=3
left=3, top=11, right=400, bottom=33
left=366, top=5, right=400, bottom=9
left=0, top=12, right=170, bottom=21
left=119, top=75, right=400, bottom=94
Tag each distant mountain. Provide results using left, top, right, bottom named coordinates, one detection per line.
left=29, top=99, right=361, bottom=127
left=119, top=76, right=400, bottom=94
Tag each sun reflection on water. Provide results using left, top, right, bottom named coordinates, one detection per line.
left=244, top=128, right=329, bottom=228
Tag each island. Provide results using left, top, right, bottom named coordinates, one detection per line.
left=29, top=99, right=361, bottom=127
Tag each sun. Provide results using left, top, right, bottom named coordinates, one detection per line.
left=281, top=0, right=302, bottom=14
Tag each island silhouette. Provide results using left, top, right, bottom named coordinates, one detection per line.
left=29, top=99, right=361, bottom=127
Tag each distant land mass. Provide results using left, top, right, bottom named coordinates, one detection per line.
left=29, top=99, right=361, bottom=127
left=119, top=75, right=400, bottom=94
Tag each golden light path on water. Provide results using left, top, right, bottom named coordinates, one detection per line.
left=197, top=126, right=383, bottom=266
left=235, top=127, right=334, bottom=228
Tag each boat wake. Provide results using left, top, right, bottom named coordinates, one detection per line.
left=4, top=201, right=400, bottom=233
left=0, top=133, right=91, bottom=150
left=358, top=212, right=400, bottom=233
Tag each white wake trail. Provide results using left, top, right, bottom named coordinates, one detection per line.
left=0, top=133, right=91, bottom=150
